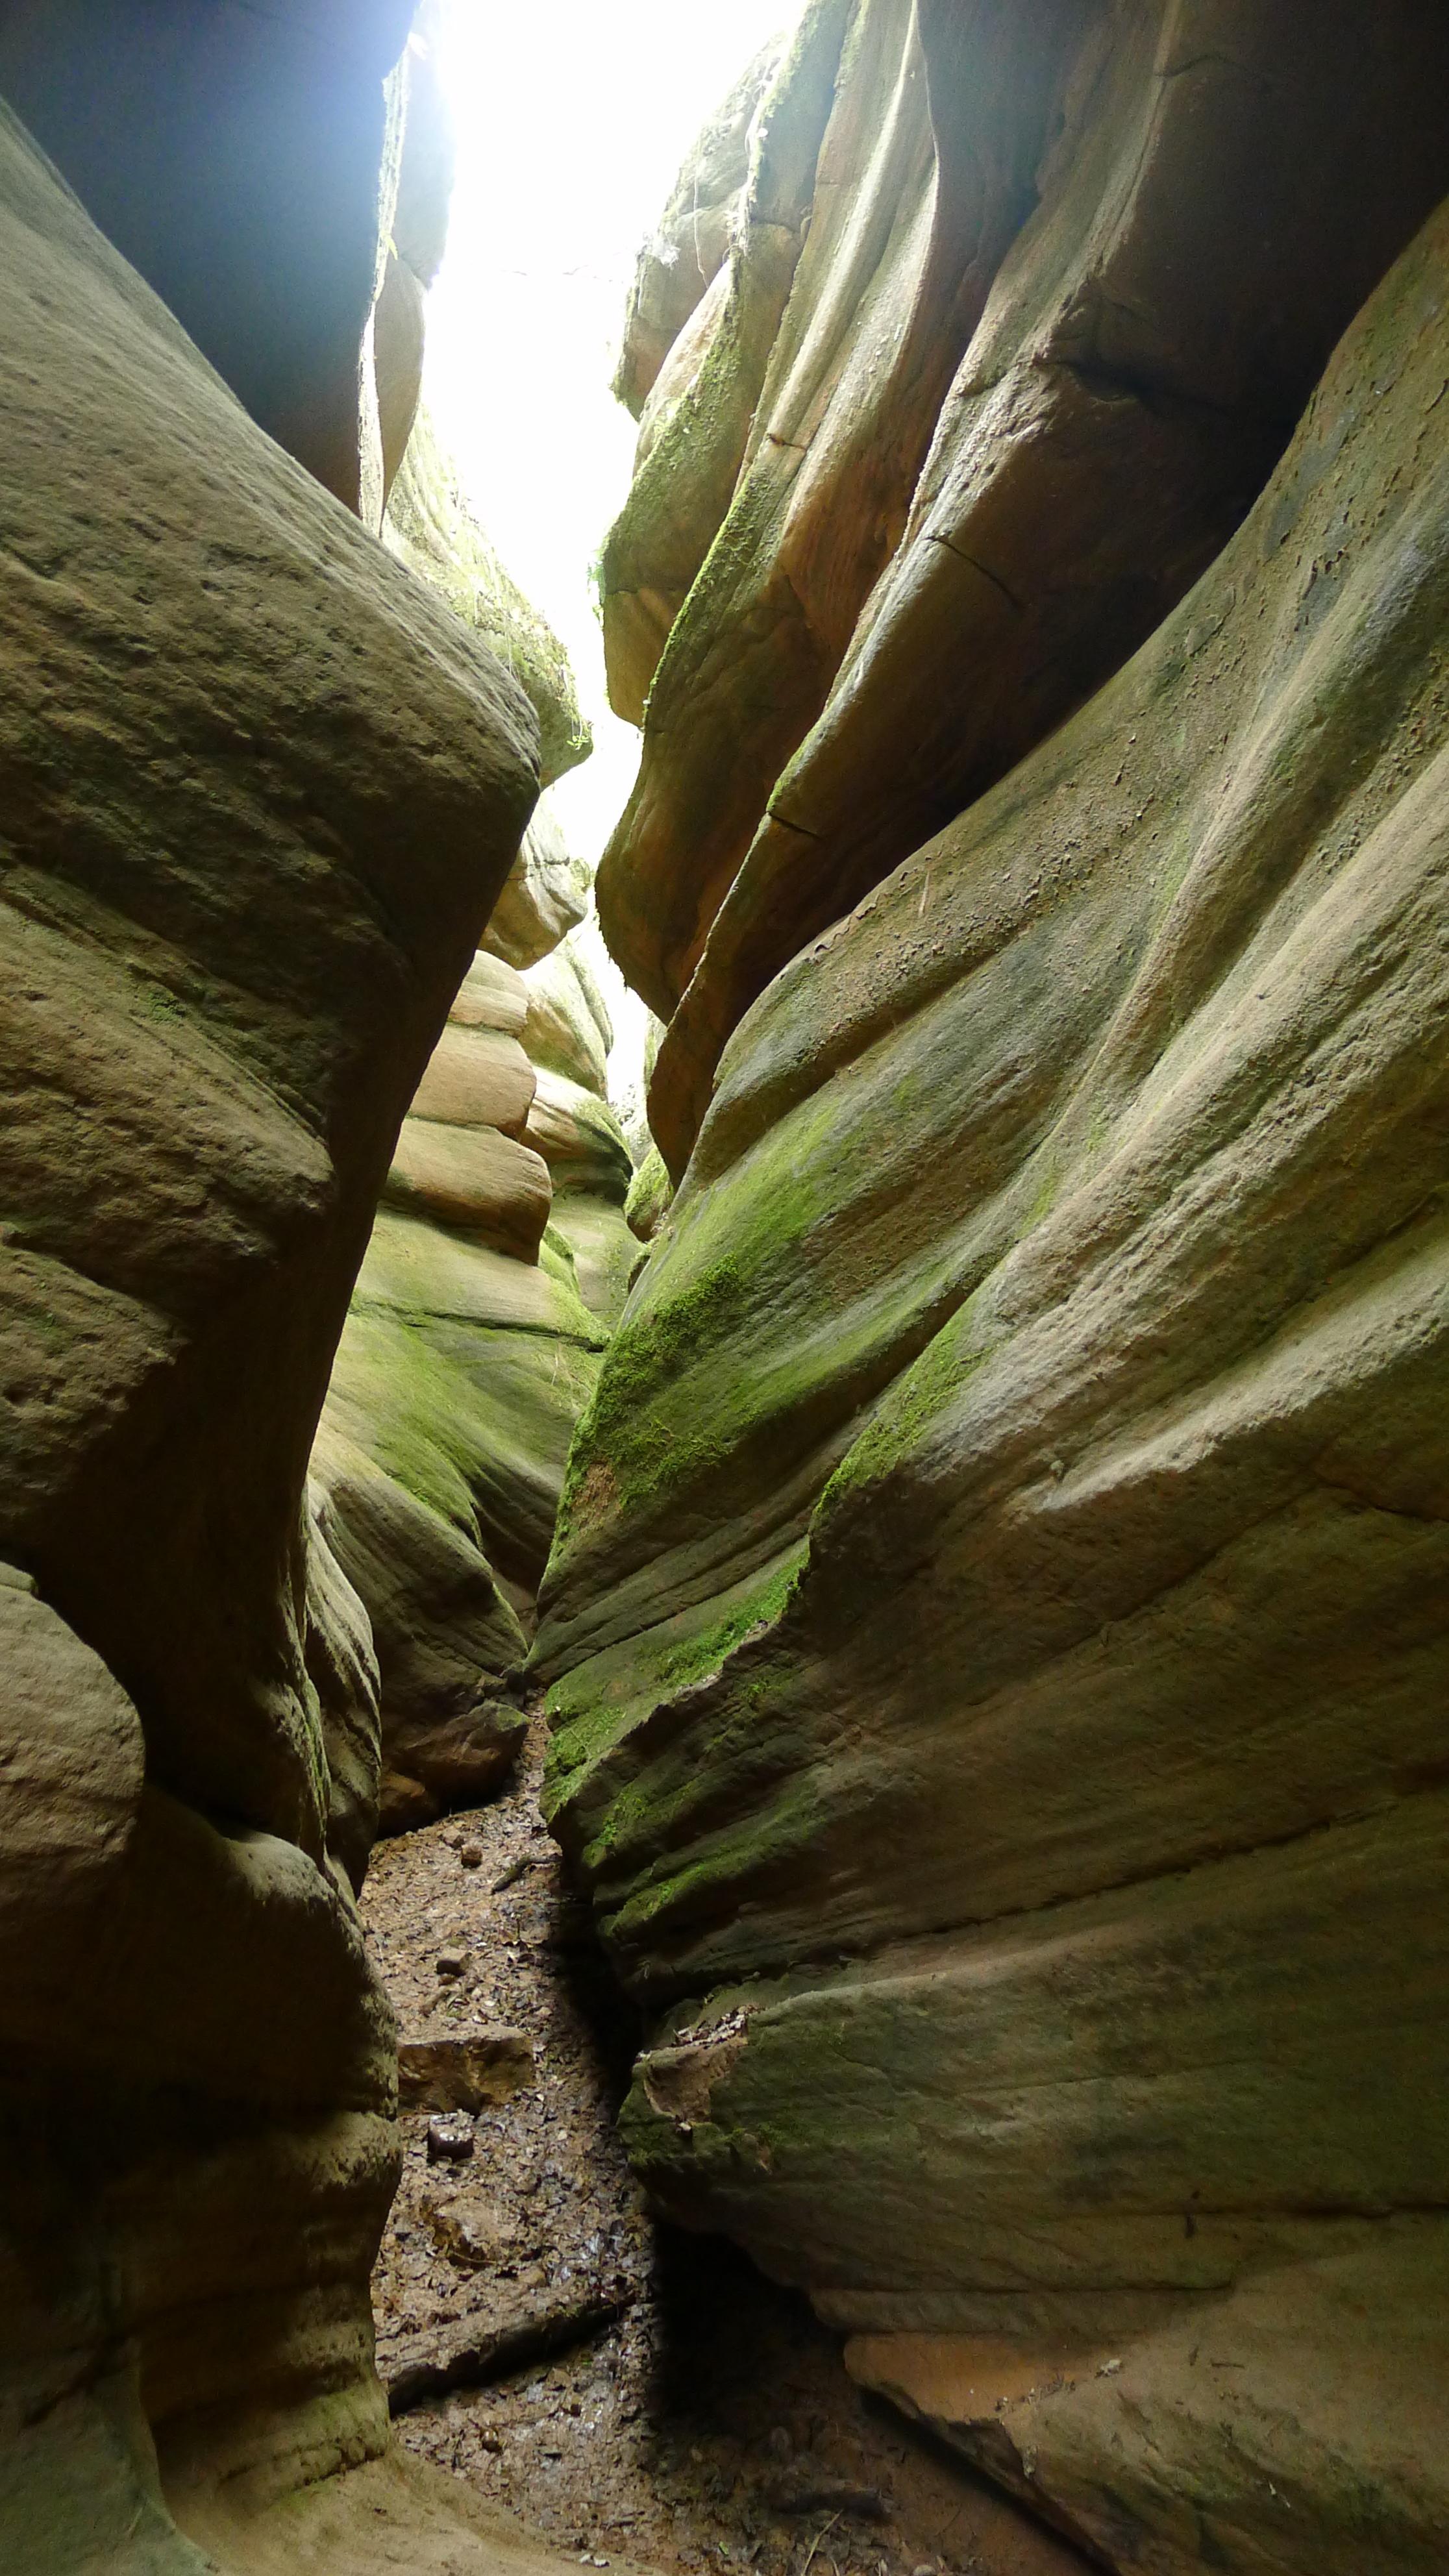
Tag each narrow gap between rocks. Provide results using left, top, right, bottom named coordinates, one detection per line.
left=364, top=13, right=1094, bottom=2575
left=364, top=1724, right=1090, bottom=2576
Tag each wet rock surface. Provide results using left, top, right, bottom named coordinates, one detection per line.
left=364, top=1730, right=1086, bottom=2576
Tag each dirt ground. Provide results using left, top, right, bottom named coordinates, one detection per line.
left=362, top=1726, right=1089, bottom=2576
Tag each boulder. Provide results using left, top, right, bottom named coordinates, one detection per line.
left=423, top=2190, right=520, bottom=2270
left=523, top=941, right=613, bottom=1095
left=625, top=1145, right=672, bottom=1245
left=525, top=1071, right=635, bottom=1201
left=482, top=802, right=593, bottom=970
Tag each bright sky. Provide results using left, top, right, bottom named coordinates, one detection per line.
left=423, top=1, right=799, bottom=1086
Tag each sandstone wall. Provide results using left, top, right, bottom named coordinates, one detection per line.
left=369, top=3, right=453, bottom=516
left=0, top=92, right=547, bottom=2574
left=314, top=837, right=636, bottom=1833
left=286, top=0, right=620, bottom=1837
left=539, top=9, right=1449, bottom=2571
left=384, top=406, right=591, bottom=788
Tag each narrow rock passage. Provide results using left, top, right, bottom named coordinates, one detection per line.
left=363, top=1726, right=1089, bottom=2576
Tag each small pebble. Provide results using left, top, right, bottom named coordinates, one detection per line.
left=426, top=2112, right=475, bottom=2164
left=460, top=1843, right=484, bottom=1869
left=436, top=1946, right=467, bottom=1978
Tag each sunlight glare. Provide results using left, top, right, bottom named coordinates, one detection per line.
left=425, top=1, right=798, bottom=1067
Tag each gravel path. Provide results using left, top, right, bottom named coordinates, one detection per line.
left=362, top=1726, right=1088, bottom=2576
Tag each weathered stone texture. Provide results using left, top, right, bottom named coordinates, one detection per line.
left=0, top=96, right=539, bottom=2572
left=541, top=10, right=1449, bottom=2570
left=612, top=31, right=786, bottom=422
left=315, top=896, right=634, bottom=1831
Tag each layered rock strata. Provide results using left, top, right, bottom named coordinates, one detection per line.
left=539, top=12, right=1449, bottom=2572
left=0, top=94, right=549, bottom=2574
left=315, top=854, right=634, bottom=1831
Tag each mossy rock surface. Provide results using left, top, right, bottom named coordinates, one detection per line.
left=533, top=174, right=1449, bottom=2576
left=545, top=1193, right=638, bottom=1331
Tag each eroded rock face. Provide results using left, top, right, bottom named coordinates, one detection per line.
left=598, top=0, right=851, bottom=728
left=371, top=3, right=453, bottom=511
left=315, top=881, right=635, bottom=1833
left=612, top=31, right=786, bottom=423
left=0, top=98, right=538, bottom=2569
left=541, top=15, right=1449, bottom=2571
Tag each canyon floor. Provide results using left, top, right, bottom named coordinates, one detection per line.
left=362, top=1727, right=1089, bottom=2576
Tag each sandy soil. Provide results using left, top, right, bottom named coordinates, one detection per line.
left=362, top=1727, right=1089, bottom=2576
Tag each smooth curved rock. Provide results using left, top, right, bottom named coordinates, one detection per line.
left=410, top=1022, right=538, bottom=1135
left=0, top=1578, right=145, bottom=2044
left=0, top=95, right=538, bottom=2569
left=598, top=0, right=853, bottom=727
left=481, top=804, right=593, bottom=969
left=384, top=1119, right=554, bottom=1257
left=525, top=1071, right=634, bottom=1202
left=612, top=32, right=786, bottom=421
left=625, top=1145, right=672, bottom=1246
left=539, top=159, right=1449, bottom=2576
left=524, top=941, right=613, bottom=1095
left=597, top=0, right=1449, bottom=1186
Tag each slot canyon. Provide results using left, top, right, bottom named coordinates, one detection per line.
left=1, top=5, right=1447, bottom=2573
